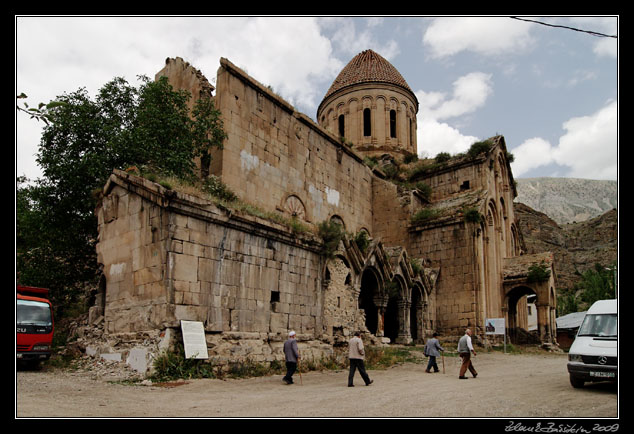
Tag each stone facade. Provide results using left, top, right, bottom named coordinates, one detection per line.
left=93, top=52, right=559, bottom=372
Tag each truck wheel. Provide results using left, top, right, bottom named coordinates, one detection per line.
left=569, top=374, right=584, bottom=388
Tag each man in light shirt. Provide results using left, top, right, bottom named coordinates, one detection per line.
left=457, top=328, right=478, bottom=379
left=348, top=331, right=373, bottom=387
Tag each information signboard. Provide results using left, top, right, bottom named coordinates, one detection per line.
left=180, top=320, right=209, bottom=359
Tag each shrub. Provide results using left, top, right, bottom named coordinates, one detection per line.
left=202, top=175, right=237, bottom=202
left=411, top=208, right=440, bottom=225
left=527, top=261, right=551, bottom=283
left=463, top=207, right=483, bottom=224
left=317, top=220, right=345, bottom=258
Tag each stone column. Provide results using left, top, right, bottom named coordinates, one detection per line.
left=374, top=296, right=387, bottom=337
left=396, top=299, right=413, bottom=344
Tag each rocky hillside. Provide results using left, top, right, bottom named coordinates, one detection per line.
left=515, top=177, right=617, bottom=225
left=514, top=202, right=617, bottom=292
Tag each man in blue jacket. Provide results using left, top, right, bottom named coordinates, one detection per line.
left=283, top=331, right=300, bottom=384
left=424, top=332, right=444, bottom=373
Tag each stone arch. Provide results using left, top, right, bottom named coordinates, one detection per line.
left=505, top=285, right=538, bottom=344
left=329, top=214, right=345, bottom=230
left=410, top=283, right=425, bottom=343
left=281, top=193, right=308, bottom=221
left=384, top=275, right=406, bottom=344
left=359, top=266, right=383, bottom=335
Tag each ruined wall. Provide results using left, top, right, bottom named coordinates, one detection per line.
left=408, top=221, right=478, bottom=338
left=96, top=175, right=173, bottom=334
left=213, top=58, right=375, bottom=235
left=96, top=170, right=355, bottom=364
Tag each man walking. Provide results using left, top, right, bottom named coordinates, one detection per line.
left=348, top=331, right=373, bottom=387
left=283, top=331, right=300, bottom=384
left=424, top=332, right=444, bottom=373
left=457, top=328, right=478, bottom=379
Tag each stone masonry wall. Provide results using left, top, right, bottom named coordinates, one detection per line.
left=96, top=170, right=343, bottom=366
left=408, top=222, right=478, bottom=337
left=213, top=58, right=375, bottom=235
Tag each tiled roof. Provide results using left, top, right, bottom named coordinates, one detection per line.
left=321, top=49, right=416, bottom=104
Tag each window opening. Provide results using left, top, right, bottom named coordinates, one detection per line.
left=338, top=114, right=345, bottom=137
left=390, top=110, right=397, bottom=138
left=363, top=108, right=371, bottom=137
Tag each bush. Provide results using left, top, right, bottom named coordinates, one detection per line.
left=527, top=261, right=551, bottom=283
left=411, top=208, right=440, bottom=225
left=467, top=140, right=493, bottom=159
left=463, top=207, right=483, bottom=224
left=202, top=175, right=237, bottom=202
left=354, top=230, right=370, bottom=254
left=317, top=220, right=345, bottom=258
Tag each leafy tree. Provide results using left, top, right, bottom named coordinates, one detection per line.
left=17, top=75, right=226, bottom=315
left=577, top=263, right=617, bottom=305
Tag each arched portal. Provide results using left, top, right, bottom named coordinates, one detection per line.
left=359, top=268, right=381, bottom=335
left=410, top=285, right=423, bottom=343
left=384, top=290, right=399, bottom=343
left=506, top=285, right=540, bottom=344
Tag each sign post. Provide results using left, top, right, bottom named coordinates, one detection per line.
left=180, top=320, right=209, bottom=359
left=485, top=318, right=506, bottom=353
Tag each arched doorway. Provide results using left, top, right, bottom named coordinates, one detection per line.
left=410, top=285, right=423, bottom=343
left=506, top=286, right=540, bottom=344
left=359, top=268, right=381, bottom=335
left=383, top=278, right=405, bottom=344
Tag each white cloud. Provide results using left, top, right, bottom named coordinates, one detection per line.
left=16, top=16, right=342, bottom=180
left=418, top=72, right=493, bottom=121
left=320, top=17, right=400, bottom=61
left=511, top=100, right=617, bottom=180
left=510, top=137, right=555, bottom=177
left=554, top=100, right=617, bottom=180
left=422, top=17, right=534, bottom=59
left=415, top=72, right=493, bottom=157
left=417, top=118, right=479, bottom=158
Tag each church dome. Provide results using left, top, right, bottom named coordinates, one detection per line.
left=318, top=49, right=418, bottom=115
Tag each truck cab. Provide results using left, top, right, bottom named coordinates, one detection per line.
left=567, top=299, right=617, bottom=388
left=17, top=286, right=54, bottom=367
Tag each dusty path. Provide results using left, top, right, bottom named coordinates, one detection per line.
left=16, top=352, right=617, bottom=419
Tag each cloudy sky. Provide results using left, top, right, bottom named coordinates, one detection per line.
left=16, top=16, right=618, bottom=183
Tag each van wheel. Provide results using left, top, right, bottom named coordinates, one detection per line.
left=570, top=374, right=584, bottom=388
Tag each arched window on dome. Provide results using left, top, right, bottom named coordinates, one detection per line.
left=363, top=108, right=371, bottom=137
left=338, top=114, right=345, bottom=138
left=390, top=110, right=397, bottom=138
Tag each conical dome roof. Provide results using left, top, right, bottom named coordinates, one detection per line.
left=319, top=49, right=417, bottom=113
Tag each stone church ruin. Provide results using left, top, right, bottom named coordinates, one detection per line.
left=92, top=51, right=558, bottom=373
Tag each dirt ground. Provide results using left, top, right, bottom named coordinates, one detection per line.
left=16, top=351, right=618, bottom=419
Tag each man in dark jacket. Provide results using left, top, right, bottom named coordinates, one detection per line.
left=283, top=331, right=300, bottom=384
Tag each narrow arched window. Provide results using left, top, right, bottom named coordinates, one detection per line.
left=363, top=108, right=371, bottom=137
left=338, top=114, right=345, bottom=137
left=390, top=110, right=397, bottom=138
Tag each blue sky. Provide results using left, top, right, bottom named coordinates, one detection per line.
left=16, top=16, right=618, bottom=182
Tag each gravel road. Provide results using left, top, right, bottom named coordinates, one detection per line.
left=16, top=351, right=618, bottom=419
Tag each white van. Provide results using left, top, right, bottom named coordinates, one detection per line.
left=567, top=299, right=617, bottom=388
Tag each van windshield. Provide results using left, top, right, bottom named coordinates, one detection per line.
left=577, top=313, right=617, bottom=338
left=17, top=299, right=52, bottom=326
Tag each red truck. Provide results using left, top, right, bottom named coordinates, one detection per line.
left=17, top=285, right=54, bottom=366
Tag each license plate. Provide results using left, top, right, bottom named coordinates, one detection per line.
left=590, top=371, right=614, bottom=378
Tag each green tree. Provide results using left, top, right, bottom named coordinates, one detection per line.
left=577, top=263, right=617, bottom=305
left=17, top=75, right=226, bottom=315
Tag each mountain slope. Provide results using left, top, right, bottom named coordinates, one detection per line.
left=514, top=177, right=617, bottom=224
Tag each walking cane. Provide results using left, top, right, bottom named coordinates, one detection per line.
left=298, top=359, right=303, bottom=385
left=442, top=352, right=445, bottom=374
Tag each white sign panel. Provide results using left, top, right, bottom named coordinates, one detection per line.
left=180, top=320, right=209, bottom=359
left=485, top=318, right=505, bottom=335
